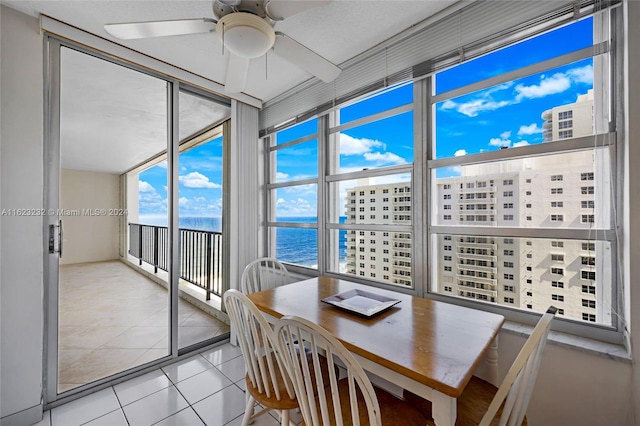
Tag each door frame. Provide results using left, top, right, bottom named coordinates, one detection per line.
left=42, top=35, right=230, bottom=407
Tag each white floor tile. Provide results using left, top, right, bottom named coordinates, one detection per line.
left=113, top=369, right=172, bottom=406
left=175, top=368, right=233, bottom=405
left=215, top=355, right=246, bottom=382
left=225, top=409, right=280, bottom=426
left=51, top=387, right=120, bottom=426
left=32, top=411, right=51, bottom=426
left=122, top=386, right=188, bottom=426
left=161, top=355, right=213, bottom=384
left=83, top=408, right=129, bottom=426
left=153, top=407, right=205, bottom=426
left=200, top=343, right=242, bottom=366
left=192, top=384, right=247, bottom=426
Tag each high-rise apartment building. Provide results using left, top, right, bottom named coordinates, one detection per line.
left=344, top=91, right=610, bottom=324
left=344, top=180, right=412, bottom=287
left=542, top=89, right=594, bottom=141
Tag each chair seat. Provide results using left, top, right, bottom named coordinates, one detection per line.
left=403, top=376, right=528, bottom=426
left=302, top=378, right=428, bottom=426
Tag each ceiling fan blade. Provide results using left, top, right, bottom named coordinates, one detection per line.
left=265, top=0, right=332, bottom=20
left=225, top=53, right=250, bottom=93
left=104, top=18, right=216, bottom=40
left=273, top=32, right=341, bottom=83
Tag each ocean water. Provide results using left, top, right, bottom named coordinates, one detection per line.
left=139, top=216, right=346, bottom=268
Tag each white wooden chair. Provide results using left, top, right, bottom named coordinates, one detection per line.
left=274, top=315, right=428, bottom=426
left=223, top=289, right=298, bottom=426
left=241, top=257, right=290, bottom=294
left=404, top=306, right=558, bottom=426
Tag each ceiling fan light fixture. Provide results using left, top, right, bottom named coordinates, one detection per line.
left=216, top=12, right=275, bottom=58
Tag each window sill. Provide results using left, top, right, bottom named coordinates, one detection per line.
left=501, top=320, right=631, bottom=363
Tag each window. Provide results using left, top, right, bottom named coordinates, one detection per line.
left=581, top=186, right=595, bottom=195
left=268, top=12, right=620, bottom=339
left=582, top=242, right=596, bottom=251
left=582, top=256, right=596, bottom=266
left=581, top=214, right=595, bottom=223
left=552, top=294, right=565, bottom=302
left=552, top=281, right=564, bottom=288
left=551, top=254, right=564, bottom=262
left=526, top=291, right=533, bottom=297
left=582, top=313, right=596, bottom=322
left=582, top=200, right=595, bottom=208
left=504, top=285, right=514, bottom=292
left=582, top=285, right=596, bottom=294
left=581, top=270, right=596, bottom=280
left=504, top=250, right=514, bottom=256
left=582, top=299, right=596, bottom=308
left=551, top=241, right=564, bottom=248
left=581, top=172, right=594, bottom=180
left=504, top=262, right=514, bottom=268
left=504, top=297, right=514, bottom=304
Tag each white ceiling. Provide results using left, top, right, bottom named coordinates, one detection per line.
left=4, top=0, right=457, bottom=102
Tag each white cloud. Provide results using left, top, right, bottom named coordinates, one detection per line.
left=489, top=137, right=511, bottom=148
left=340, top=133, right=384, bottom=155
left=139, top=180, right=156, bottom=193
left=441, top=98, right=511, bottom=117
left=276, top=197, right=316, bottom=216
left=178, top=197, right=189, bottom=207
left=156, top=160, right=167, bottom=169
left=179, top=172, right=221, bottom=189
left=518, top=123, right=543, bottom=136
left=363, top=152, right=406, bottom=165
left=567, top=65, right=594, bottom=85
left=515, top=65, right=592, bottom=101
left=512, top=141, right=531, bottom=147
left=276, top=172, right=289, bottom=181
left=454, top=149, right=467, bottom=157
left=500, top=131, right=511, bottom=140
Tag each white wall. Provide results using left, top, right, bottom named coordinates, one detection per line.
left=0, top=5, right=44, bottom=425
left=59, top=169, right=120, bottom=265
left=624, top=1, right=640, bottom=423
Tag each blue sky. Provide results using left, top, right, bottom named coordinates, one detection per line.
left=139, top=17, right=594, bottom=221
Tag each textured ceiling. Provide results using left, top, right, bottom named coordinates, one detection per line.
left=3, top=0, right=457, bottom=102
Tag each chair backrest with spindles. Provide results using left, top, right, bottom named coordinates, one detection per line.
left=480, top=306, right=557, bottom=426
left=274, top=315, right=382, bottom=426
left=241, top=257, right=290, bottom=294
left=223, top=289, right=295, bottom=402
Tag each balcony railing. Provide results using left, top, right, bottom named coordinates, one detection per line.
left=128, top=223, right=223, bottom=300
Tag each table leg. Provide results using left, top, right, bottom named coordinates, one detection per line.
left=487, top=335, right=499, bottom=386
left=431, top=390, right=456, bottom=426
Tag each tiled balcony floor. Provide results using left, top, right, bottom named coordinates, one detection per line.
left=58, top=260, right=229, bottom=393
left=37, top=342, right=291, bottom=426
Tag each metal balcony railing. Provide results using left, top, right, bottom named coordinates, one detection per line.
left=129, top=223, right=223, bottom=300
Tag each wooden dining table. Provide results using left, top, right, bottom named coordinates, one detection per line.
left=246, top=276, right=505, bottom=426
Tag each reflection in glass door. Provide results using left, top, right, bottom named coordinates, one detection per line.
left=53, top=46, right=170, bottom=394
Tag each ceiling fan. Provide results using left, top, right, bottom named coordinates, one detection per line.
left=104, top=0, right=342, bottom=93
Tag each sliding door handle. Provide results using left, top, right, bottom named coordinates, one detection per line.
left=48, top=220, right=63, bottom=257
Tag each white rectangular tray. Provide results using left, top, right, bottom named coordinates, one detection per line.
left=322, top=289, right=400, bottom=317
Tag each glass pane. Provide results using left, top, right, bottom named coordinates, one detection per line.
left=58, top=47, right=168, bottom=393
left=330, top=175, right=412, bottom=225
left=435, top=58, right=594, bottom=159
left=335, top=111, right=413, bottom=173
left=436, top=17, right=594, bottom=94
left=275, top=227, right=318, bottom=268
left=432, top=235, right=612, bottom=326
left=340, top=82, right=413, bottom=124
left=432, top=149, right=610, bottom=229
left=275, top=118, right=317, bottom=145
left=330, top=228, right=412, bottom=288
left=273, top=139, right=318, bottom=182
left=272, top=185, right=318, bottom=221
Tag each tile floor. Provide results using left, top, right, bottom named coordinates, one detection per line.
left=58, top=260, right=230, bottom=392
left=37, top=342, right=291, bottom=426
